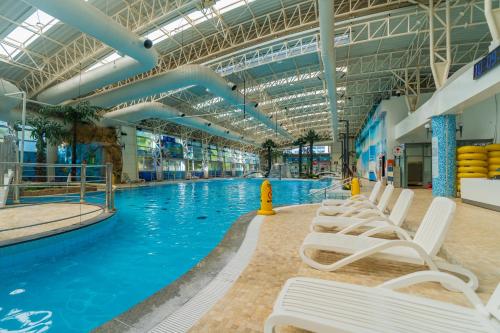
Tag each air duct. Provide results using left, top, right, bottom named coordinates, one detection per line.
left=0, top=79, right=22, bottom=122
left=318, top=0, right=338, bottom=140
left=102, top=102, right=258, bottom=146
left=25, top=0, right=159, bottom=104
left=80, top=64, right=293, bottom=139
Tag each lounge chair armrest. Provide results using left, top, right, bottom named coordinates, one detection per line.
left=378, top=271, right=489, bottom=317
left=355, top=200, right=376, bottom=208
left=351, top=209, right=385, bottom=219
left=350, top=194, right=366, bottom=201
left=340, top=203, right=376, bottom=217
left=337, top=217, right=394, bottom=235
left=339, top=207, right=361, bottom=217
left=312, top=239, right=434, bottom=274
left=360, top=225, right=412, bottom=240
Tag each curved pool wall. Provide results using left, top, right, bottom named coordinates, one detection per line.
left=0, top=212, right=116, bottom=267
left=0, top=178, right=330, bottom=333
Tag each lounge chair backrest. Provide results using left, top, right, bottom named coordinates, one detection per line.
left=375, top=184, right=394, bottom=212
left=487, top=283, right=500, bottom=321
left=413, top=197, right=456, bottom=257
left=388, top=189, right=414, bottom=226
left=368, top=181, right=382, bottom=203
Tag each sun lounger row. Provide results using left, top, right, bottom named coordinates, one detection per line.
left=265, top=183, right=498, bottom=332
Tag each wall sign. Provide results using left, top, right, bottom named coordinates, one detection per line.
left=473, top=45, right=500, bottom=80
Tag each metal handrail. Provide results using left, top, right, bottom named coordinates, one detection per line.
left=243, top=171, right=264, bottom=178
left=316, top=171, right=342, bottom=177
left=0, top=162, right=115, bottom=212
left=309, top=177, right=352, bottom=198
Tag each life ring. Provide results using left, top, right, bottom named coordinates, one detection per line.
left=457, top=160, right=488, bottom=167
left=486, top=144, right=500, bottom=151
left=489, top=164, right=500, bottom=171
left=457, top=173, right=487, bottom=178
left=489, top=157, right=500, bottom=164
left=456, top=153, right=488, bottom=161
left=488, top=151, right=500, bottom=158
left=489, top=171, right=500, bottom=178
left=457, top=146, right=486, bottom=154
left=457, top=166, right=488, bottom=174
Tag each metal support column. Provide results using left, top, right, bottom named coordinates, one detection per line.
left=13, top=163, right=20, bottom=204
left=339, top=120, right=350, bottom=177
left=80, top=163, right=86, bottom=203
left=105, top=163, right=114, bottom=212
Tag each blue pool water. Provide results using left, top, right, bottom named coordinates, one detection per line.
left=0, top=178, right=329, bottom=333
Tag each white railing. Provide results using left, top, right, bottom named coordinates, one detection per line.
left=309, top=177, right=352, bottom=199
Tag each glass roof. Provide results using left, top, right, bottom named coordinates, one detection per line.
left=0, top=10, right=58, bottom=59
left=87, top=0, right=255, bottom=71
left=85, top=52, right=121, bottom=72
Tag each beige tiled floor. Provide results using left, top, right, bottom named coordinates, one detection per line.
left=0, top=203, right=103, bottom=243
left=190, top=187, right=500, bottom=332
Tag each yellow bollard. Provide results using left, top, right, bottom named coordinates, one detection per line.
left=351, top=177, right=360, bottom=196
left=257, top=179, right=276, bottom=215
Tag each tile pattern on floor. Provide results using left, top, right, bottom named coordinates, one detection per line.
left=190, top=186, right=500, bottom=333
left=0, top=203, right=103, bottom=244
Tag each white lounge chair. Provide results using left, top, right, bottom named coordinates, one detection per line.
left=316, top=184, right=394, bottom=217
left=311, top=189, right=414, bottom=235
left=301, top=197, right=478, bottom=290
left=265, top=271, right=500, bottom=333
left=321, top=180, right=382, bottom=207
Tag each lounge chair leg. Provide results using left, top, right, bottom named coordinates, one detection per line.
left=264, top=317, right=278, bottom=333
left=434, top=260, right=479, bottom=291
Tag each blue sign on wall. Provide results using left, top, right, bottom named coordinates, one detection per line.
left=473, top=45, right=499, bottom=80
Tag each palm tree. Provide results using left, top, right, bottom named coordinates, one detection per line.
left=40, top=102, right=102, bottom=176
left=304, top=129, right=320, bottom=176
left=26, top=116, right=65, bottom=177
left=261, top=139, right=277, bottom=175
left=293, top=137, right=306, bottom=177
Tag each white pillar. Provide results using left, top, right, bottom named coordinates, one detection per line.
left=120, top=126, right=138, bottom=181
left=485, top=0, right=500, bottom=51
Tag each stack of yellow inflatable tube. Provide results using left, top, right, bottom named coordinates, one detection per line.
left=486, top=144, right=500, bottom=178
left=456, top=146, right=488, bottom=193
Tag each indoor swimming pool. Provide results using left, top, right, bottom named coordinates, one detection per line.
left=0, top=178, right=330, bottom=333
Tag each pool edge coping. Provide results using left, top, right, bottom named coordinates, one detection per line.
left=92, top=203, right=318, bottom=333
left=0, top=203, right=115, bottom=247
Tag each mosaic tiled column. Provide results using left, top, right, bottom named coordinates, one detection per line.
left=431, top=115, right=456, bottom=197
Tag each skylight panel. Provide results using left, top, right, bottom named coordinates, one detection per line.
left=85, top=52, right=122, bottom=71
left=0, top=10, right=58, bottom=59
left=287, top=101, right=328, bottom=112
left=335, top=33, right=350, bottom=46
left=142, top=17, right=192, bottom=45
left=0, top=43, right=18, bottom=58
left=213, top=0, right=243, bottom=14
left=195, top=97, right=223, bottom=109
left=145, top=28, right=169, bottom=43
left=187, top=10, right=213, bottom=25
left=163, top=17, right=190, bottom=36
left=24, top=10, right=58, bottom=32
left=103, top=52, right=121, bottom=62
